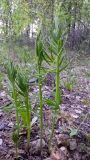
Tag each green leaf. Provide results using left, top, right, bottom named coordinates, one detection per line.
left=45, top=99, right=59, bottom=110
left=45, top=98, right=56, bottom=106
left=43, top=51, right=53, bottom=64
left=36, top=32, right=44, bottom=67
left=59, top=63, right=68, bottom=72
left=3, top=103, right=14, bottom=112
left=59, top=55, right=64, bottom=66
left=17, top=72, right=29, bottom=95
left=70, top=128, right=78, bottom=137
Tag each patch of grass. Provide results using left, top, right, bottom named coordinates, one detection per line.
left=64, top=77, right=76, bottom=91
left=64, top=81, right=73, bottom=91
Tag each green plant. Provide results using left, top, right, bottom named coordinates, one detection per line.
left=36, top=33, right=44, bottom=153
left=36, top=32, right=52, bottom=153
left=82, top=98, right=89, bottom=105
left=45, top=16, right=67, bottom=148
left=6, top=61, right=20, bottom=134
left=49, top=17, right=67, bottom=106
left=17, top=72, right=31, bottom=149
left=64, top=81, right=74, bottom=91
left=69, top=128, right=78, bottom=137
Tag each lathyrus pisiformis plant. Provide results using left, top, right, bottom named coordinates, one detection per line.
left=16, top=72, right=31, bottom=149
left=36, top=32, right=53, bottom=153
left=45, top=16, right=68, bottom=148
left=6, top=61, right=20, bottom=135
left=50, top=25, right=67, bottom=106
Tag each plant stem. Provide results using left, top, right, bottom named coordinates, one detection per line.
left=49, top=55, right=62, bottom=150
left=38, top=67, right=43, bottom=153
left=13, top=85, right=19, bottom=135
left=25, top=94, right=31, bottom=149
left=49, top=112, right=56, bottom=150
left=55, top=55, right=61, bottom=106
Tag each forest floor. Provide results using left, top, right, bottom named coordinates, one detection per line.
left=0, top=56, right=90, bottom=160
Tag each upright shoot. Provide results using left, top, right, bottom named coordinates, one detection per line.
left=46, top=16, right=67, bottom=148
left=36, top=32, right=52, bottom=153
left=17, top=72, right=31, bottom=149
left=36, top=33, right=44, bottom=153
left=6, top=61, right=20, bottom=135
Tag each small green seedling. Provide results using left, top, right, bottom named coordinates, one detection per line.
left=64, top=81, right=73, bottom=91
left=82, top=98, right=89, bottom=105
left=69, top=128, right=78, bottom=137
left=64, top=76, right=76, bottom=91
